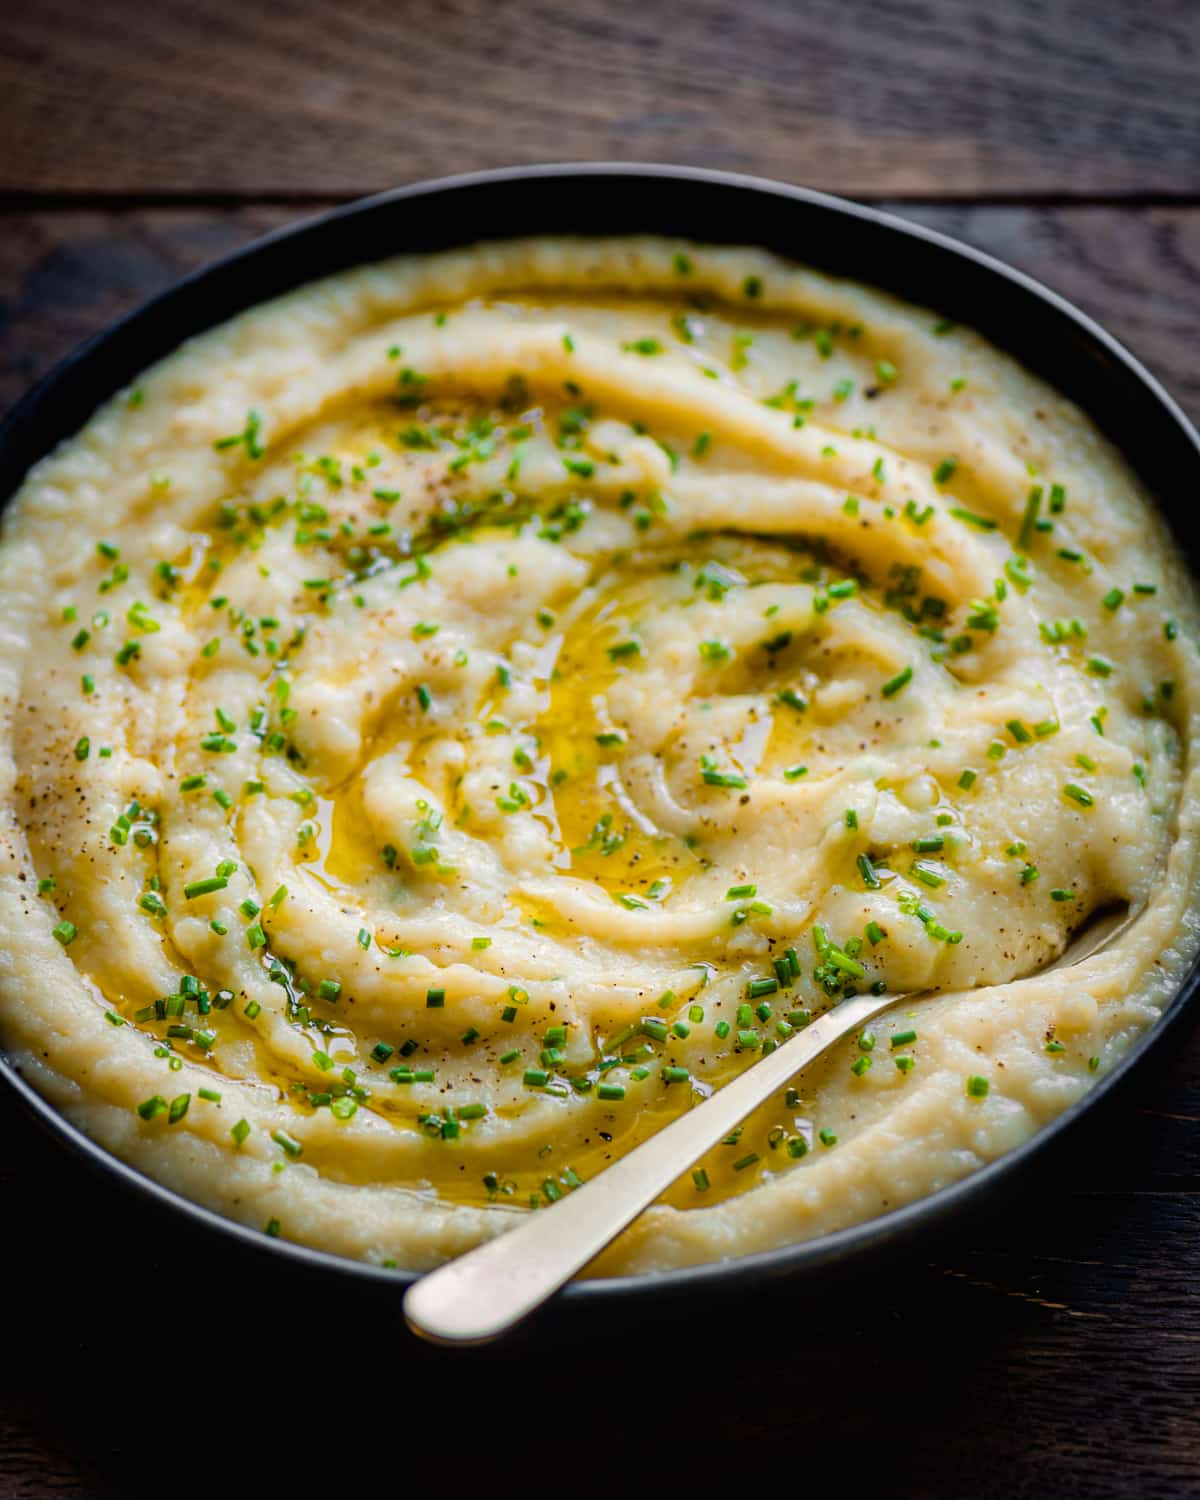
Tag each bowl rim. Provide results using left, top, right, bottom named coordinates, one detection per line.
left=2, top=159, right=1199, bottom=1305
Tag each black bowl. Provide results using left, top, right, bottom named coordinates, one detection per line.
left=3, top=163, right=1199, bottom=1317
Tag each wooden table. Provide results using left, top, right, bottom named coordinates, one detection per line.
left=2, top=3, right=1198, bottom=1493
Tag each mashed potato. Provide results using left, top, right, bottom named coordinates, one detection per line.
left=1, top=237, right=1197, bottom=1274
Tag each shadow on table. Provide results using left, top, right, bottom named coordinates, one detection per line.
left=3, top=1018, right=1199, bottom=1495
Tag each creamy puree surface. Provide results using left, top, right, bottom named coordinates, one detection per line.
left=1, top=237, right=1198, bottom=1276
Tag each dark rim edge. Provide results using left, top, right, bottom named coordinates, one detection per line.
left=2, top=161, right=1199, bottom=1305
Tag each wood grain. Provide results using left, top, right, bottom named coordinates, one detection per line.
left=3, top=203, right=1198, bottom=423
left=2, top=0, right=1200, bottom=1486
left=1, top=0, right=1199, bottom=200
left=1, top=1024, right=1198, bottom=1497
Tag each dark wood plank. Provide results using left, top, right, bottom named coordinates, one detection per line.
left=901, top=201, right=1200, bottom=423
left=0, top=205, right=300, bottom=417
left=1, top=1023, right=1198, bottom=1497
left=1, top=201, right=1199, bottom=1496
left=2, top=203, right=1197, bottom=424
left=1, top=0, right=1199, bottom=199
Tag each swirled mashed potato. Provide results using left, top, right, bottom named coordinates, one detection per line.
left=1, top=238, right=1198, bottom=1276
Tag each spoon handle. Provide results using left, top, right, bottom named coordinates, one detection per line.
left=403, top=989, right=897, bottom=1344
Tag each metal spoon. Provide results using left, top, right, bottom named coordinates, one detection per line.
left=403, top=906, right=1130, bottom=1344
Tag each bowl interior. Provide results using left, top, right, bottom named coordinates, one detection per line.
left=2, top=163, right=1199, bottom=1303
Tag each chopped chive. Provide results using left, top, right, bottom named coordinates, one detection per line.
left=857, top=853, right=881, bottom=889
left=272, top=1129, right=303, bottom=1158
left=949, top=507, right=998, bottom=531
left=881, top=665, right=913, bottom=698
left=698, top=639, right=730, bottom=662
left=699, top=754, right=747, bottom=789
left=934, top=457, right=957, bottom=485
left=1017, top=486, right=1042, bottom=551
